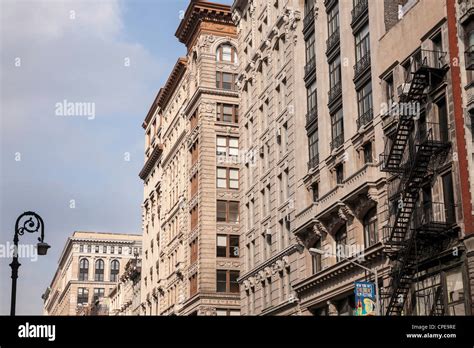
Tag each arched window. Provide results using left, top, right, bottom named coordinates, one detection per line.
left=363, top=207, right=378, bottom=248
left=335, top=225, right=347, bottom=262
left=79, top=258, right=89, bottom=281
left=110, top=260, right=120, bottom=282
left=216, top=44, right=238, bottom=63
left=95, top=259, right=104, bottom=281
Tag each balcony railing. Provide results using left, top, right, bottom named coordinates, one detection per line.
left=304, top=55, right=317, bottom=79
left=354, top=52, right=371, bottom=80
left=303, top=7, right=315, bottom=32
left=351, top=0, right=368, bottom=26
left=306, top=106, right=318, bottom=126
left=413, top=202, right=456, bottom=231
left=326, top=30, right=340, bottom=54
left=356, top=108, right=373, bottom=129
left=465, top=46, right=474, bottom=71
left=330, top=133, right=344, bottom=151
left=410, top=50, right=448, bottom=78
left=307, top=154, right=319, bottom=171
left=328, top=81, right=342, bottom=104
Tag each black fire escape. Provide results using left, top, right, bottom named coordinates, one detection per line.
left=380, top=50, right=452, bottom=316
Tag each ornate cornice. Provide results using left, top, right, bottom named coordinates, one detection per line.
left=139, top=143, right=163, bottom=181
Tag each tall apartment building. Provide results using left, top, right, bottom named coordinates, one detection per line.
left=108, top=257, right=142, bottom=315
left=42, top=231, right=141, bottom=315
left=231, top=0, right=308, bottom=315
left=139, top=0, right=241, bottom=316
left=294, top=0, right=474, bottom=316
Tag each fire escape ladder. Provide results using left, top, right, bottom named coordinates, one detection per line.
left=385, top=234, right=417, bottom=316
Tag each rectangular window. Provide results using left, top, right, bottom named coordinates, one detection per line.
left=190, top=274, right=198, bottom=296
left=190, top=205, right=199, bottom=230
left=363, top=142, right=373, bottom=164
left=329, top=55, right=341, bottom=89
left=217, top=167, right=239, bottom=189
left=305, top=31, right=316, bottom=64
left=216, top=72, right=237, bottom=90
left=336, top=163, right=344, bottom=185
left=95, top=245, right=99, bottom=253
left=217, top=200, right=239, bottom=223
left=331, top=108, right=344, bottom=148
left=93, top=288, right=105, bottom=302
left=216, top=270, right=240, bottom=293
left=77, top=288, right=89, bottom=305
left=79, top=244, right=83, bottom=253
left=217, top=104, right=238, bottom=123
left=328, top=4, right=339, bottom=37
left=385, top=74, right=394, bottom=105
left=217, top=234, right=240, bottom=258
left=217, top=136, right=239, bottom=158
left=190, top=238, right=198, bottom=264
left=357, top=81, right=373, bottom=124
left=308, top=130, right=319, bottom=167
left=355, top=23, right=370, bottom=63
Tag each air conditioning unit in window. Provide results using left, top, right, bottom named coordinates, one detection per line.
left=276, top=128, right=281, bottom=141
left=265, top=228, right=272, bottom=237
left=259, top=146, right=264, bottom=156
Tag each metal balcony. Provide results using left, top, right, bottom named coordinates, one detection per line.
left=305, top=106, right=317, bottom=127
left=303, top=7, right=315, bottom=32
left=326, top=30, right=340, bottom=54
left=351, top=0, right=368, bottom=26
left=328, top=81, right=342, bottom=105
left=304, top=55, right=316, bottom=80
left=356, top=108, right=373, bottom=129
left=413, top=202, right=456, bottom=234
left=354, top=52, right=371, bottom=80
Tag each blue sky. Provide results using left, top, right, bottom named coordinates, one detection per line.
left=0, top=0, right=232, bottom=315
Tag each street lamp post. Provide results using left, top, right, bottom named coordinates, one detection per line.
left=309, top=247, right=381, bottom=316
left=10, top=212, right=50, bottom=316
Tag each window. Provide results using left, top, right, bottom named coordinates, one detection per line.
left=305, top=31, right=316, bottom=65
left=87, top=245, right=91, bottom=253
left=217, top=200, right=239, bottom=223
left=446, top=268, right=466, bottom=315
left=311, top=240, right=322, bottom=274
left=216, top=309, right=240, bottom=316
left=363, top=208, right=378, bottom=248
left=355, top=23, right=370, bottom=63
left=111, top=246, right=115, bottom=254
left=217, top=235, right=240, bottom=258
left=95, top=259, right=104, bottom=281
left=385, top=74, right=394, bottom=105
left=217, top=136, right=239, bottom=158
left=217, top=167, right=239, bottom=189
left=118, top=246, right=122, bottom=254
left=216, top=270, right=240, bottom=293
left=95, top=245, right=99, bottom=253
left=308, top=130, right=319, bottom=168
left=307, top=80, right=317, bottom=114
left=335, top=163, right=344, bottom=185
left=217, top=44, right=238, bottom=63
left=110, top=260, right=120, bottom=282
left=77, top=288, right=88, bottom=305
left=190, top=238, right=198, bottom=264
left=357, top=82, right=373, bottom=127
left=329, top=55, right=341, bottom=90
left=190, top=273, right=198, bottom=296
left=331, top=108, right=344, bottom=149
left=327, top=3, right=339, bottom=37
left=335, top=225, right=347, bottom=262
left=363, top=142, right=373, bottom=164
left=79, top=258, right=89, bottom=281
left=93, top=288, right=105, bottom=302
left=79, top=244, right=83, bottom=253
left=312, top=182, right=319, bottom=202
left=190, top=205, right=199, bottom=230
left=216, top=72, right=237, bottom=91
left=217, top=104, right=238, bottom=123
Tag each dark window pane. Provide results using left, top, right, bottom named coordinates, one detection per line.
left=230, top=236, right=239, bottom=258
left=216, top=270, right=227, bottom=292
left=228, top=202, right=239, bottom=223
left=229, top=271, right=240, bottom=293
left=217, top=201, right=227, bottom=222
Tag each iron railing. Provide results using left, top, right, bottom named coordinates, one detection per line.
left=306, top=105, right=318, bottom=126
left=354, top=52, right=371, bottom=79
left=303, top=7, right=315, bottom=31
left=307, top=154, right=320, bottom=171
left=326, top=30, right=340, bottom=53
left=351, top=0, right=369, bottom=25
left=356, top=108, right=373, bottom=129
left=304, top=55, right=317, bottom=78
left=328, top=81, right=342, bottom=104
left=465, top=46, right=474, bottom=71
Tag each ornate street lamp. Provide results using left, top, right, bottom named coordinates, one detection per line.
left=10, top=212, right=50, bottom=316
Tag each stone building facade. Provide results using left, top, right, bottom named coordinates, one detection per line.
left=108, top=257, right=141, bottom=315
left=231, top=0, right=308, bottom=315
left=139, top=0, right=241, bottom=316
left=42, top=231, right=142, bottom=315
